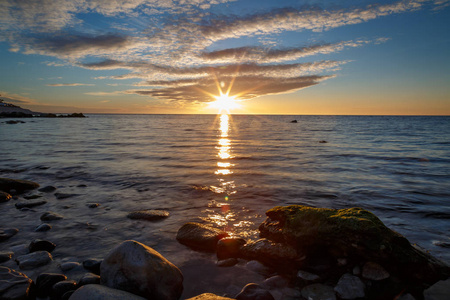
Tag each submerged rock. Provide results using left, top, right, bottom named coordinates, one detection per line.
left=69, top=284, right=147, bottom=300
left=16, top=251, right=53, bottom=269
left=0, top=266, right=34, bottom=300
left=38, top=185, right=57, bottom=193
left=239, top=238, right=298, bottom=268
left=0, top=191, right=12, bottom=202
left=0, top=228, right=19, bottom=242
left=40, top=211, right=64, bottom=221
left=15, top=199, right=47, bottom=209
left=259, top=205, right=450, bottom=285
left=0, top=251, right=14, bottom=263
left=100, top=240, right=183, bottom=300
left=35, top=223, right=52, bottom=232
left=176, top=222, right=229, bottom=252
left=236, top=283, right=274, bottom=300
left=127, top=209, right=170, bottom=221
left=217, top=237, right=246, bottom=260
left=29, top=239, right=56, bottom=253
left=0, top=177, right=39, bottom=193
left=36, top=273, right=67, bottom=297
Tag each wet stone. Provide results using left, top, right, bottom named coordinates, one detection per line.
left=39, top=185, right=57, bottom=193
left=35, top=223, right=52, bottom=232
left=297, top=270, right=320, bottom=282
left=334, top=273, right=365, bottom=300
left=423, top=278, right=450, bottom=300
left=0, top=228, right=19, bottom=242
left=87, top=203, right=100, bottom=208
left=0, top=177, right=39, bottom=193
left=29, top=239, right=56, bottom=253
left=51, top=280, right=77, bottom=299
left=36, top=273, right=67, bottom=297
left=217, top=237, right=246, bottom=259
left=127, top=209, right=170, bottom=221
left=217, top=258, right=238, bottom=267
left=60, top=261, right=80, bottom=271
left=362, top=262, right=390, bottom=281
left=0, top=191, right=12, bottom=202
left=0, top=266, right=34, bottom=300
left=55, top=192, right=77, bottom=199
left=236, top=283, right=275, bottom=300
left=0, top=251, right=14, bottom=263
left=15, top=199, right=47, bottom=209
left=69, top=284, right=147, bottom=300
left=78, top=273, right=101, bottom=286
left=246, top=260, right=272, bottom=275
left=262, top=275, right=289, bottom=289
left=16, top=251, right=53, bottom=270
left=176, top=222, right=229, bottom=251
left=23, top=194, right=42, bottom=199
left=83, top=258, right=102, bottom=275
left=40, top=211, right=64, bottom=221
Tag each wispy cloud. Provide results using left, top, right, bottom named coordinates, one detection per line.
left=47, top=83, right=95, bottom=87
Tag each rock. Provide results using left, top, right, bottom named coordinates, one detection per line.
left=217, top=237, right=246, bottom=259
left=0, top=191, right=12, bottom=202
left=301, top=284, right=336, bottom=300
left=398, top=293, right=416, bottom=300
left=16, top=251, right=52, bottom=269
left=261, top=275, right=289, bottom=289
left=100, top=240, right=183, bottom=300
left=86, top=203, right=100, bottom=208
left=0, top=228, right=19, bottom=242
left=36, top=273, right=67, bottom=297
left=290, top=120, right=297, bottom=123
left=186, top=293, right=235, bottom=300
left=78, top=273, right=100, bottom=286
left=424, top=278, right=450, bottom=300
left=258, top=205, right=450, bottom=285
left=239, top=239, right=298, bottom=268
left=362, top=262, right=390, bottom=280
left=236, top=283, right=274, bottom=300
left=40, top=211, right=64, bottom=221
left=51, top=280, right=77, bottom=299
left=0, top=266, right=34, bottom=300
left=0, top=177, right=39, bottom=193
left=319, top=140, right=328, bottom=143
left=35, top=223, right=52, bottom=232
left=60, top=262, right=80, bottom=272
left=39, top=185, right=57, bottom=193
left=82, top=259, right=102, bottom=275
left=15, top=200, right=47, bottom=209
left=246, top=260, right=272, bottom=275
left=68, top=284, right=147, bottom=300
left=55, top=192, right=77, bottom=199
left=29, top=239, right=56, bottom=253
left=0, top=251, right=14, bottom=263
left=334, top=273, right=365, bottom=299
left=216, top=258, right=238, bottom=267
left=297, top=270, right=320, bottom=282
left=23, top=194, right=42, bottom=199
left=10, top=244, right=29, bottom=256
left=176, top=222, right=229, bottom=252
left=127, top=209, right=170, bottom=221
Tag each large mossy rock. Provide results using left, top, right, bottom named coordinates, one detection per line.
left=0, top=178, right=39, bottom=193
left=259, top=205, right=450, bottom=285
left=100, top=240, right=183, bottom=300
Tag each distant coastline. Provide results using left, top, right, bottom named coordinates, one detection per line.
left=0, top=98, right=85, bottom=118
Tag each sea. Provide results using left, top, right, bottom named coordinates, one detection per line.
left=1, top=114, right=449, bottom=297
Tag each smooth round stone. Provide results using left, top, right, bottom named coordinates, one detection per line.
left=39, top=185, right=57, bottom=193
left=87, top=203, right=100, bottom=208
left=36, top=273, right=67, bottom=297
left=51, top=280, right=77, bottom=299
left=61, top=262, right=81, bottom=271
left=423, top=278, right=450, bottom=300
left=127, top=209, right=170, bottom=221
left=297, top=270, right=320, bottom=282
left=334, top=274, right=365, bottom=299
left=0, top=266, right=34, bottom=300
left=40, top=211, right=64, bottom=221
left=83, top=258, right=102, bottom=275
left=16, top=251, right=53, bottom=270
left=35, top=223, right=52, bottom=232
left=186, top=293, right=235, bottom=300
left=0, top=251, right=14, bottom=263
left=216, top=258, right=238, bottom=267
left=0, top=228, right=19, bottom=241
left=78, top=273, right=101, bottom=286
left=15, top=200, right=47, bottom=209
left=262, top=275, right=289, bottom=289
left=0, top=177, right=39, bottom=193
left=362, top=262, right=390, bottom=281
left=176, top=222, right=229, bottom=251
left=29, top=239, right=56, bottom=253
left=217, top=237, right=246, bottom=259
left=69, top=284, right=147, bottom=300
left=236, top=283, right=274, bottom=300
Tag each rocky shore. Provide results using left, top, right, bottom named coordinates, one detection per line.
left=1, top=177, right=449, bottom=300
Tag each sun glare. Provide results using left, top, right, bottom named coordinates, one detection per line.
left=209, top=92, right=241, bottom=114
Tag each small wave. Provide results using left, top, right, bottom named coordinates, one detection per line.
left=425, top=212, right=450, bottom=219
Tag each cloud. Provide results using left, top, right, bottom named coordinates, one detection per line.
left=0, top=91, right=37, bottom=105
left=47, top=83, right=95, bottom=86
left=84, top=91, right=123, bottom=96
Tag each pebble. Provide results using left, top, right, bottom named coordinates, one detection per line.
left=38, top=185, right=57, bottom=193
left=51, top=280, right=78, bottom=299
left=78, top=273, right=101, bottom=286
left=0, top=251, right=14, bottom=263
left=217, top=258, right=238, bottom=267
left=83, top=258, right=102, bottom=274
left=334, top=273, right=365, bottom=299
left=10, top=244, right=29, bottom=256
left=16, top=250, right=53, bottom=269
left=35, top=223, right=52, bottom=232
left=60, top=261, right=81, bottom=271
left=36, top=273, right=67, bottom=297
left=236, top=283, right=275, bottom=300
left=29, top=239, right=56, bottom=253
left=41, top=211, right=64, bottom=221
left=15, top=200, right=47, bottom=209
left=262, top=275, right=289, bottom=289
left=55, top=192, right=77, bottom=199
left=297, top=270, right=320, bottom=282
left=301, top=284, right=336, bottom=300
left=87, top=203, right=100, bottom=208
left=0, top=228, right=19, bottom=241
left=362, top=262, right=390, bottom=281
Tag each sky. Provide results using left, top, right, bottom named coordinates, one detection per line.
left=0, top=0, right=449, bottom=115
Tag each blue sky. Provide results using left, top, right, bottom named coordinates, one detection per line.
left=0, top=0, right=449, bottom=114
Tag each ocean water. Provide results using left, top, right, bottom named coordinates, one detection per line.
left=1, top=114, right=449, bottom=296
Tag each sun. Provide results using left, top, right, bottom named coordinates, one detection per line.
left=209, top=92, right=241, bottom=114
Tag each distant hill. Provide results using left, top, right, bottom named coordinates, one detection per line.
left=0, top=98, right=39, bottom=115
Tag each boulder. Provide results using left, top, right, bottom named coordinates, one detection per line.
left=0, top=228, right=19, bottom=242
left=40, top=211, right=64, bottom=221
left=0, top=266, right=34, bottom=300
left=36, top=273, right=67, bottom=297
left=16, top=251, right=52, bottom=270
left=259, top=205, right=450, bottom=285
left=127, top=210, right=170, bottom=221
left=424, top=278, right=450, bottom=300
left=100, top=240, right=183, bottom=300
left=217, top=237, right=246, bottom=259
left=301, top=284, right=336, bottom=300
left=186, top=293, right=235, bottom=300
left=235, top=283, right=274, bottom=300
left=0, top=191, right=12, bottom=202
left=239, top=239, right=297, bottom=268
left=0, top=178, right=39, bottom=193
left=68, top=284, right=147, bottom=300
left=15, top=200, right=47, bottom=209
left=334, top=273, right=365, bottom=299
left=176, top=222, right=229, bottom=251
left=29, top=239, right=56, bottom=253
